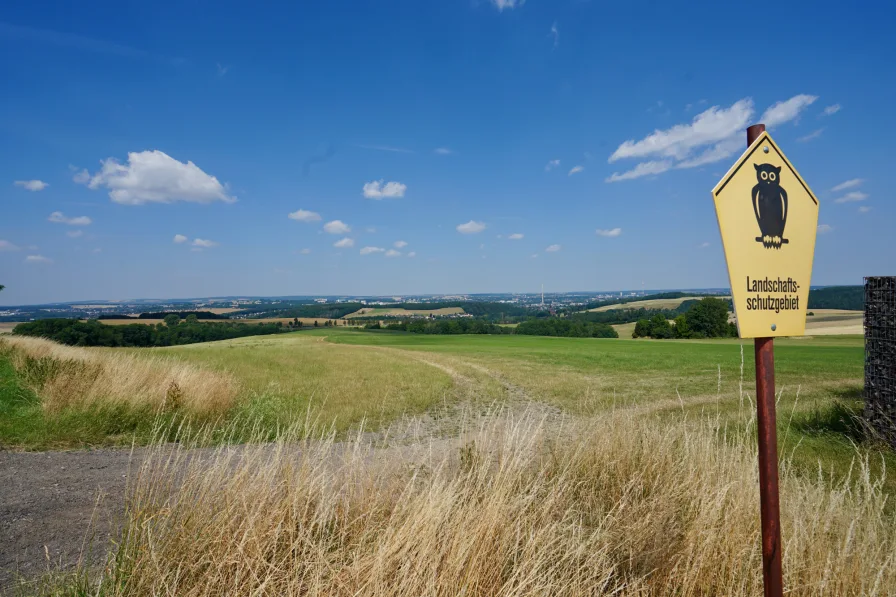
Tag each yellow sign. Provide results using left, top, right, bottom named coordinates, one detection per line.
left=712, top=131, right=819, bottom=338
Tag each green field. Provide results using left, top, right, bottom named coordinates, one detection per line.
left=1, top=329, right=879, bottom=489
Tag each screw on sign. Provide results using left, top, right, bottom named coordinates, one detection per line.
left=711, top=123, right=820, bottom=597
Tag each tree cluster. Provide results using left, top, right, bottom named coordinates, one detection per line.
left=515, top=318, right=618, bottom=338
left=12, top=318, right=284, bottom=347
left=632, top=298, right=736, bottom=339
left=807, top=286, right=863, bottom=310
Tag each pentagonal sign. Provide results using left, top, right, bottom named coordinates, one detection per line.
left=712, top=131, right=819, bottom=338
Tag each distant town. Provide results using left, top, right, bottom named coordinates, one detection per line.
left=0, top=289, right=731, bottom=322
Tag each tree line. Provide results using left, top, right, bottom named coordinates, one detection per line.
left=632, top=298, right=736, bottom=339
left=370, top=317, right=618, bottom=338
left=12, top=317, right=284, bottom=347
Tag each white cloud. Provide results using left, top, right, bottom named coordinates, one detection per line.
left=457, top=220, right=486, bottom=234
left=834, top=191, right=868, bottom=204
left=362, top=180, right=407, bottom=199
left=568, top=165, right=584, bottom=176
left=550, top=21, right=559, bottom=47
left=83, top=150, right=236, bottom=205
left=759, top=94, right=818, bottom=128
left=366, top=227, right=377, bottom=234
left=394, top=240, right=408, bottom=248
left=407, top=251, right=416, bottom=258
left=491, top=0, right=523, bottom=10
left=508, top=233, right=524, bottom=240
left=823, top=104, right=841, bottom=116
left=544, top=159, right=560, bottom=172
left=66, top=230, right=83, bottom=238
left=25, top=255, right=52, bottom=264
left=14, top=180, right=48, bottom=191
left=545, top=244, right=561, bottom=252
left=192, top=238, right=218, bottom=248
left=216, top=63, right=230, bottom=76
left=288, top=209, right=321, bottom=222
left=0, top=240, right=21, bottom=251
left=609, top=99, right=753, bottom=163
left=334, top=237, right=354, bottom=248
left=699, top=242, right=710, bottom=248
left=434, top=147, right=453, bottom=155
left=48, top=211, right=92, bottom=226
left=360, top=246, right=385, bottom=255
left=355, top=144, right=415, bottom=154
left=173, top=234, right=188, bottom=244
left=817, top=224, right=833, bottom=234
left=531, top=253, right=538, bottom=259
left=91, top=248, right=102, bottom=254
left=72, top=169, right=90, bottom=184
left=858, top=206, right=872, bottom=214
left=385, top=249, right=401, bottom=257
left=606, top=160, right=672, bottom=182
left=831, top=179, right=863, bottom=192
left=595, top=228, right=622, bottom=237
left=797, top=128, right=824, bottom=143
left=300, top=248, right=312, bottom=254
left=607, top=96, right=819, bottom=182
left=323, top=220, right=351, bottom=235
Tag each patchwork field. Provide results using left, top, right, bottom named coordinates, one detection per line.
left=345, top=306, right=464, bottom=318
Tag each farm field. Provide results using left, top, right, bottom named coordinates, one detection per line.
left=587, top=295, right=723, bottom=311
left=0, top=322, right=15, bottom=334
left=345, top=306, right=465, bottom=318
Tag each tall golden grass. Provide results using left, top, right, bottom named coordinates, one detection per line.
left=78, top=408, right=894, bottom=596
left=0, top=336, right=237, bottom=417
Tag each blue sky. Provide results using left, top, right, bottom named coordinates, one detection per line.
left=1, top=0, right=894, bottom=305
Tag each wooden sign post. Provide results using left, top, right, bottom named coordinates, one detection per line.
left=711, top=124, right=820, bottom=597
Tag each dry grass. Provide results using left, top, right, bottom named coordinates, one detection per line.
left=0, top=336, right=237, bottom=418
left=63, top=407, right=895, bottom=596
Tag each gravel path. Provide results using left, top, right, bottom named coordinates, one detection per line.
left=0, top=447, right=149, bottom=590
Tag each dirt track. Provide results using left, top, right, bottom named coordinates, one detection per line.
left=0, top=351, right=558, bottom=592
left=0, top=447, right=145, bottom=590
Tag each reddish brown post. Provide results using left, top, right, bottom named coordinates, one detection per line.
left=748, top=123, right=784, bottom=597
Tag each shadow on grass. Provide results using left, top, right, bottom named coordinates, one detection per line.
left=789, top=387, right=866, bottom=443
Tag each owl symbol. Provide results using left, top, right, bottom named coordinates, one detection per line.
left=752, top=163, right=789, bottom=249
